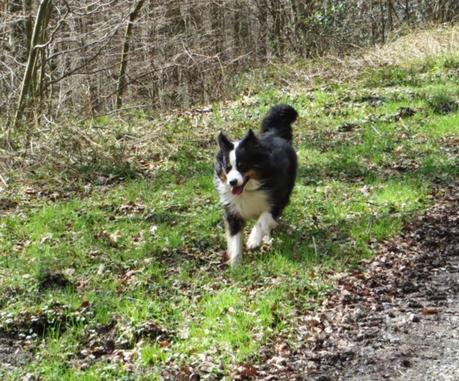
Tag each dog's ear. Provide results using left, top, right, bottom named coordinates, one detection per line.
left=217, top=131, right=233, bottom=151
left=242, top=129, right=259, bottom=146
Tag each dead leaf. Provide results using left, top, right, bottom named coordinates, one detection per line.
left=235, top=364, right=257, bottom=379
left=95, top=230, right=121, bottom=246
left=421, top=307, right=441, bottom=315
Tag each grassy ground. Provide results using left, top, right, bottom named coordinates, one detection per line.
left=0, top=27, right=458, bottom=380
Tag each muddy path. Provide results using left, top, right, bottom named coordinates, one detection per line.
left=254, top=183, right=459, bottom=381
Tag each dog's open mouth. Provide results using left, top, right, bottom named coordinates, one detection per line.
left=231, top=185, right=244, bottom=196
left=231, top=177, right=249, bottom=196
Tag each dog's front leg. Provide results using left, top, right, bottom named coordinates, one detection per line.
left=247, top=212, right=277, bottom=250
left=224, top=210, right=245, bottom=266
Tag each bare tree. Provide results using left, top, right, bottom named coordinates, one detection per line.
left=115, top=0, right=145, bottom=109
left=1, top=0, right=457, bottom=132
left=13, top=0, right=52, bottom=128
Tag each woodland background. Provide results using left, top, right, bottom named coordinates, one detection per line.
left=1, top=0, right=458, bottom=129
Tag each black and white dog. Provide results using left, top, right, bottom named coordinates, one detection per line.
left=215, top=104, right=298, bottom=265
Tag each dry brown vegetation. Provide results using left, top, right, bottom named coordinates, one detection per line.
left=1, top=23, right=458, bottom=193
left=1, top=0, right=458, bottom=132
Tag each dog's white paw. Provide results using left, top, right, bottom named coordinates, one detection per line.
left=247, top=227, right=263, bottom=250
left=262, top=235, right=273, bottom=245
left=228, top=252, right=242, bottom=266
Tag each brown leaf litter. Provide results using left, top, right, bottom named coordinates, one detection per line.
left=254, top=182, right=459, bottom=381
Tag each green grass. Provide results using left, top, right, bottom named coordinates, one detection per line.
left=1, top=43, right=458, bottom=381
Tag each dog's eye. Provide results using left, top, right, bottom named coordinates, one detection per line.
left=237, top=163, right=247, bottom=172
left=226, top=163, right=232, bottom=172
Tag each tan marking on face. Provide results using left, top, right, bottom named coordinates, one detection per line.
left=244, top=169, right=260, bottom=180
left=219, top=170, right=227, bottom=182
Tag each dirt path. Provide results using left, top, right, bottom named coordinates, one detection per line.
left=254, top=183, right=459, bottom=381
left=390, top=258, right=459, bottom=381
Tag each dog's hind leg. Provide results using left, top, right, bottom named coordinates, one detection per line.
left=225, top=211, right=245, bottom=266
left=247, top=212, right=277, bottom=250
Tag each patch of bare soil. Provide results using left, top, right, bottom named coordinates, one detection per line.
left=0, top=338, right=32, bottom=375
left=253, top=182, right=459, bottom=381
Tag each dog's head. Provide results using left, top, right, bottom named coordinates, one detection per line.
left=215, top=129, right=267, bottom=196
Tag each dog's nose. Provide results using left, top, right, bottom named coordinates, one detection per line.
left=229, top=179, right=238, bottom=186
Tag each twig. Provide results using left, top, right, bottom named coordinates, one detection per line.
left=68, top=126, right=102, bottom=148
left=312, top=236, right=318, bottom=258
left=371, top=124, right=382, bottom=136
left=0, top=172, right=7, bottom=187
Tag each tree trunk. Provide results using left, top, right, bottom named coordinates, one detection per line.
left=23, top=0, right=33, bottom=55
left=255, top=0, right=268, bottom=60
left=115, top=0, right=146, bottom=110
left=13, top=0, right=51, bottom=128
left=379, top=0, right=385, bottom=43
left=370, top=0, right=376, bottom=45
left=7, top=0, right=26, bottom=62
left=387, top=0, right=393, bottom=32
left=404, top=0, right=410, bottom=23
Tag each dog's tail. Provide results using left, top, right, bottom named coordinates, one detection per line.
left=260, top=104, right=298, bottom=143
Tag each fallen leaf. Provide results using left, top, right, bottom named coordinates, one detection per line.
left=421, top=307, right=441, bottom=315
left=150, top=225, right=158, bottom=236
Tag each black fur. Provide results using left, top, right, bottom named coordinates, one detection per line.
left=236, top=105, right=297, bottom=218
left=217, top=131, right=233, bottom=152
left=260, top=104, right=298, bottom=143
left=225, top=208, right=245, bottom=235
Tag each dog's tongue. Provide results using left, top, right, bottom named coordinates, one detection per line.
left=232, top=185, right=244, bottom=195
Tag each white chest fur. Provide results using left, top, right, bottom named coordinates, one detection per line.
left=216, top=177, right=270, bottom=220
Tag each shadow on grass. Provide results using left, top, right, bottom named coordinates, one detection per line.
left=274, top=142, right=457, bottom=266
left=297, top=126, right=458, bottom=185
left=298, top=152, right=458, bottom=185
